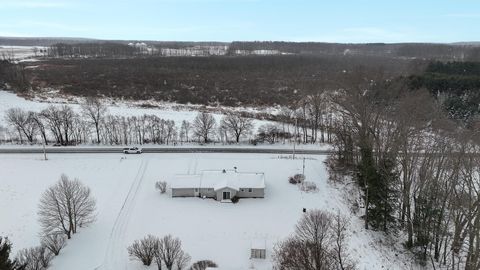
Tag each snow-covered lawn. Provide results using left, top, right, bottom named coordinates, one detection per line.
left=0, top=153, right=414, bottom=270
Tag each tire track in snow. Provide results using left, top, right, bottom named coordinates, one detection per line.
left=95, top=158, right=149, bottom=270
left=193, top=153, right=198, bottom=174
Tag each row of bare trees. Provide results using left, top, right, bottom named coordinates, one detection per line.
left=328, top=72, right=480, bottom=269
left=3, top=93, right=338, bottom=146
left=128, top=234, right=190, bottom=270
left=3, top=103, right=254, bottom=145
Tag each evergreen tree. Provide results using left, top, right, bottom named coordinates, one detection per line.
left=357, top=146, right=378, bottom=230
left=374, top=157, right=398, bottom=232
left=0, top=237, right=17, bottom=270
left=357, top=148, right=398, bottom=232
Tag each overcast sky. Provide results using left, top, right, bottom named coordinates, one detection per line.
left=0, top=0, right=479, bottom=43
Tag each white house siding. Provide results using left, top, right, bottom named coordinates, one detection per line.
left=237, top=188, right=264, bottom=198
left=198, top=188, right=216, bottom=198
left=172, top=188, right=195, bottom=197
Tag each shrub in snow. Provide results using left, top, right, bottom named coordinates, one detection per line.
left=299, top=181, right=318, bottom=193
left=231, top=196, right=239, bottom=204
left=289, top=174, right=306, bottom=184
left=155, top=181, right=168, bottom=194
left=16, top=246, right=54, bottom=270
left=190, top=260, right=218, bottom=270
left=288, top=176, right=297, bottom=184
left=127, top=235, right=158, bottom=266
left=294, top=174, right=305, bottom=183
left=41, top=234, right=67, bottom=256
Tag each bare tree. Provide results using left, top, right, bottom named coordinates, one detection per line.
left=41, top=234, right=67, bottom=256
left=59, top=105, right=77, bottom=145
left=127, top=235, right=158, bottom=266
left=278, top=107, right=293, bottom=144
left=180, top=120, right=191, bottom=143
left=331, top=213, right=356, bottom=270
left=274, top=209, right=356, bottom=270
left=16, top=246, right=54, bottom=270
left=81, top=97, right=107, bottom=144
left=220, top=113, right=253, bottom=143
left=192, top=112, right=216, bottom=143
left=40, top=106, right=64, bottom=145
left=30, top=112, right=48, bottom=146
left=175, top=251, right=191, bottom=270
left=157, top=235, right=188, bottom=270
left=38, top=174, right=96, bottom=239
left=5, top=108, right=37, bottom=143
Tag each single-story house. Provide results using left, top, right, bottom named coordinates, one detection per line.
left=171, top=169, right=265, bottom=201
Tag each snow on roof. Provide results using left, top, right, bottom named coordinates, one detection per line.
left=170, top=174, right=201, bottom=189
left=171, top=170, right=265, bottom=190
left=251, top=239, right=266, bottom=250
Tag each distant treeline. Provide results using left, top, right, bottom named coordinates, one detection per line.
left=44, top=41, right=480, bottom=60
left=227, top=41, right=480, bottom=60
left=3, top=37, right=480, bottom=60
left=47, top=43, right=142, bottom=58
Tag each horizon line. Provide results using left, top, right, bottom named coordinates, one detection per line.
left=1, top=36, right=480, bottom=45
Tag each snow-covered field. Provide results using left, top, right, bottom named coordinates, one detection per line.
left=0, top=90, right=218, bottom=126
left=0, top=153, right=415, bottom=270
left=0, top=90, right=276, bottom=132
left=0, top=46, right=46, bottom=60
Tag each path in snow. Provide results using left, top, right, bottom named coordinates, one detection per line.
left=96, top=158, right=150, bottom=270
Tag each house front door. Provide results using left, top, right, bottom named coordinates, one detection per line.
left=222, top=191, right=231, bottom=200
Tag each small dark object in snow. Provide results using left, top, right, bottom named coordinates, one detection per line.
left=231, top=196, right=239, bottom=204
left=303, top=208, right=306, bottom=213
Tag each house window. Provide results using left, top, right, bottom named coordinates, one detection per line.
left=248, top=188, right=252, bottom=192
left=240, top=188, right=244, bottom=192
left=251, top=249, right=266, bottom=259
left=194, top=188, right=198, bottom=192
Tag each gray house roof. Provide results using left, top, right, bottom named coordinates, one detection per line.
left=171, top=169, right=265, bottom=191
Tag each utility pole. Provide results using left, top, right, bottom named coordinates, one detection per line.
left=302, top=157, right=305, bottom=175
left=293, top=118, right=297, bottom=160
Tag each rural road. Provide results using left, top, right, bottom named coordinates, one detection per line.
left=0, top=147, right=334, bottom=155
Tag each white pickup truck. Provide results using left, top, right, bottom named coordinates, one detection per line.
left=123, top=147, right=142, bottom=154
